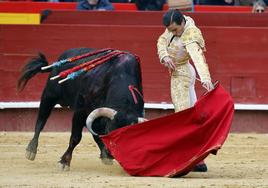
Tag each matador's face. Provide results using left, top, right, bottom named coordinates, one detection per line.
left=167, top=21, right=185, bottom=37
left=88, top=0, right=98, bottom=5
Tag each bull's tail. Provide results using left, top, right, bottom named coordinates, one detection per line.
left=17, top=53, right=50, bottom=92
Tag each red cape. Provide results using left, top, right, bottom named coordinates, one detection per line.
left=101, top=83, right=234, bottom=177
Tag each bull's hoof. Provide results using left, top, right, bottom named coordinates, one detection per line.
left=25, top=139, right=38, bottom=161
left=58, top=162, right=70, bottom=171
left=25, top=150, right=36, bottom=161
left=101, top=158, right=113, bottom=165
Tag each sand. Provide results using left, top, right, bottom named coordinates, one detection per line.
left=0, top=132, right=267, bottom=188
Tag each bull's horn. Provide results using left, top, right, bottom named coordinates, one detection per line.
left=86, top=107, right=117, bottom=136
left=138, top=117, right=148, bottom=123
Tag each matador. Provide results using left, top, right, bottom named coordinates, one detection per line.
left=157, top=9, right=214, bottom=112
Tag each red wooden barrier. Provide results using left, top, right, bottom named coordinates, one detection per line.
left=42, top=11, right=268, bottom=27
left=42, top=11, right=163, bottom=25
left=1, top=108, right=267, bottom=133
left=0, top=1, right=253, bottom=13
left=1, top=7, right=267, bottom=132
left=1, top=24, right=268, bottom=104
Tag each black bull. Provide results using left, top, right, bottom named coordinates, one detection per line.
left=17, top=48, right=145, bottom=170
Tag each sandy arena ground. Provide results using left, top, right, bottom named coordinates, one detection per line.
left=0, top=132, right=267, bottom=188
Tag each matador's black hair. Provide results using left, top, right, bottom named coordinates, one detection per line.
left=163, top=9, right=185, bottom=27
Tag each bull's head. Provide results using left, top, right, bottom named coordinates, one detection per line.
left=85, top=107, right=147, bottom=165
left=86, top=107, right=147, bottom=136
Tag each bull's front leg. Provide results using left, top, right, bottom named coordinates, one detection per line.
left=58, top=135, right=82, bottom=171
left=58, top=111, right=85, bottom=171
left=58, top=146, right=75, bottom=171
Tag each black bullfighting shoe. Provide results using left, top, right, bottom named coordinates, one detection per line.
left=192, top=163, right=208, bottom=172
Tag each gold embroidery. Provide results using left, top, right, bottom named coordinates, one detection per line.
left=171, top=64, right=193, bottom=112
left=181, top=27, right=205, bottom=48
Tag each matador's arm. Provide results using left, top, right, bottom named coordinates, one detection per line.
left=157, top=29, right=170, bottom=63
left=181, top=27, right=212, bottom=83
left=186, top=42, right=211, bottom=83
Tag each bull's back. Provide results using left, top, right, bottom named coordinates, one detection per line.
left=47, top=49, right=142, bottom=111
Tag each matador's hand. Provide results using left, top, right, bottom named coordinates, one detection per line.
left=202, top=80, right=214, bottom=92
left=162, top=56, right=176, bottom=71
